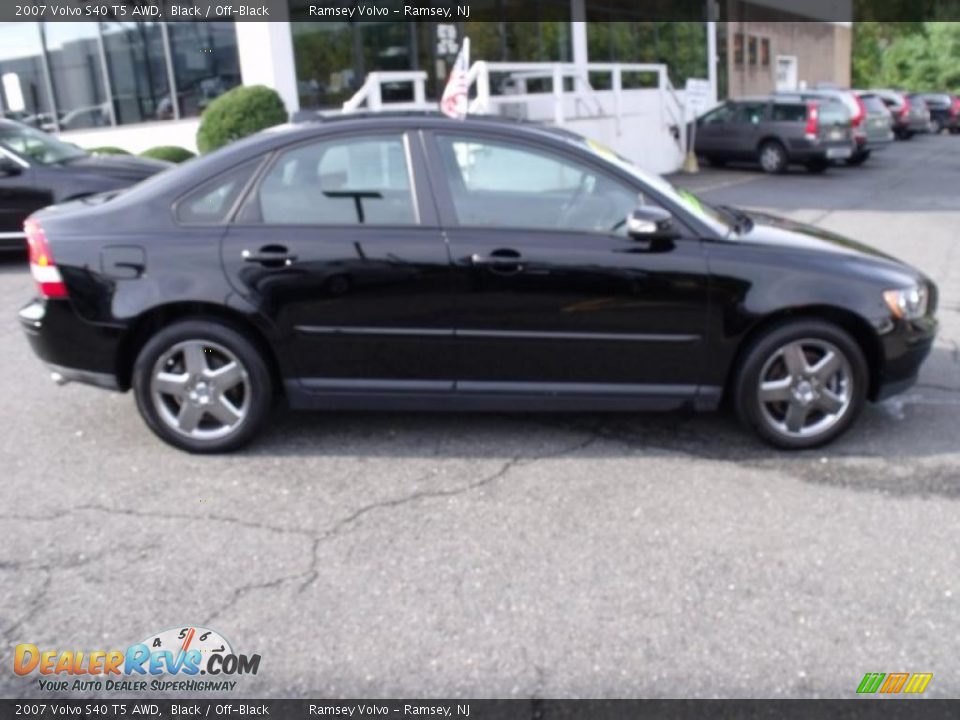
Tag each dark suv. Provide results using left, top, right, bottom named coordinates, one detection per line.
left=693, top=96, right=854, bottom=173
left=916, top=93, right=960, bottom=134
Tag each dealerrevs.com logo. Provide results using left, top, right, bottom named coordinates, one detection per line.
left=14, top=626, right=261, bottom=693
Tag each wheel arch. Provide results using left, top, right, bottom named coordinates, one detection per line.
left=114, top=302, right=284, bottom=395
left=756, top=136, right=786, bottom=153
left=724, top=305, right=884, bottom=404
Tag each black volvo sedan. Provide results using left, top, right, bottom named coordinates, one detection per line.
left=19, top=113, right=937, bottom=452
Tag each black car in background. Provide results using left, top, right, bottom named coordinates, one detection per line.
left=693, top=95, right=854, bottom=173
left=19, top=114, right=937, bottom=452
left=0, top=120, right=170, bottom=249
left=915, top=93, right=960, bottom=134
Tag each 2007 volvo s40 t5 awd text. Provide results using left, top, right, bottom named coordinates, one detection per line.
left=19, top=114, right=937, bottom=453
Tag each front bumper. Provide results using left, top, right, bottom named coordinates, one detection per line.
left=874, top=315, right=938, bottom=401
left=19, top=298, right=125, bottom=391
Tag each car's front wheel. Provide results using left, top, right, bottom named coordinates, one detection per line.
left=734, top=320, right=868, bottom=449
left=133, top=320, right=272, bottom=453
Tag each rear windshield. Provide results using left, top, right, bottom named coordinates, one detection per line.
left=818, top=100, right=850, bottom=124
left=859, top=94, right=887, bottom=113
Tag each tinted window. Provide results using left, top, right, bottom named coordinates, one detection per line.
left=435, top=134, right=640, bottom=234
left=771, top=103, right=807, bottom=122
left=256, top=134, right=416, bottom=226
left=700, top=103, right=736, bottom=125
left=177, top=160, right=259, bottom=225
left=859, top=94, right=887, bottom=113
left=818, top=100, right=850, bottom=124
left=736, top=102, right=767, bottom=124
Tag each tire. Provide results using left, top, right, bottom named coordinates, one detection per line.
left=930, top=118, right=943, bottom=135
left=758, top=140, right=788, bottom=174
left=845, top=150, right=870, bottom=166
left=133, top=319, right=273, bottom=453
left=805, top=159, right=829, bottom=174
left=734, top=320, right=868, bottom=450
left=705, top=155, right=727, bottom=168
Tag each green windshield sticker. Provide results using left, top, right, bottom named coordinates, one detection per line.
left=678, top=189, right=704, bottom=214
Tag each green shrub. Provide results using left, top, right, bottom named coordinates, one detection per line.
left=87, top=146, right=130, bottom=156
left=196, top=85, right=287, bottom=154
left=140, top=146, right=196, bottom=163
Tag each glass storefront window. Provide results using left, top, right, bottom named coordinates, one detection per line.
left=167, top=22, right=241, bottom=119
left=100, top=21, right=171, bottom=125
left=0, top=23, right=55, bottom=130
left=290, top=21, right=421, bottom=110
left=41, top=23, right=109, bottom=131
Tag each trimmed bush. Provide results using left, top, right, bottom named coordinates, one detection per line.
left=196, top=85, right=287, bottom=154
left=140, top=146, right=196, bottom=164
left=87, top=146, right=130, bottom=156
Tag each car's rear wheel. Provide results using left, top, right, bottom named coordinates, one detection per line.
left=758, top=141, right=788, bottom=174
left=930, top=118, right=944, bottom=134
left=705, top=155, right=727, bottom=168
left=133, top=320, right=272, bottom=453
left=734, top=320, right=868, bottom=449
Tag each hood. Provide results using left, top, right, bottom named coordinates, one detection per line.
left=59, top=153, right=172, bottom=180
left=736, top=209, right=904, bottom=265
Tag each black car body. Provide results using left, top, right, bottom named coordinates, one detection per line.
left=693, top=96, right=854, bottom=173
left=0, top=120, right=169, bottom=249
left=19, top=114, right=937, bottom=452
left=916, top=93, right=960, bottom=134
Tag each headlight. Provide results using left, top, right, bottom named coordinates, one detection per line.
left=883, top=284, right=929, bottom=320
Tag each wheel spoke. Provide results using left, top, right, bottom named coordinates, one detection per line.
left=810, top=350, right=842, bottom=383
left=784, top=401, right=809, bottom=433
left=182, top=342, right=209, bottom=375
left=781, top=342, right=809, bottom=377
left=760, top=377, right=793, bottom=403
left=206, top=361, right=244, bottom=391
left=177, top=402, right=204, bottom=433
left=208, top=395, right=242, bottom=427
left=817, top=388, right=845, bottom=415
left=154, top=371, right=189, bottom=398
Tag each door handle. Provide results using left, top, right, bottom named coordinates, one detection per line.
left=469, top=249, right=524, bottom=274
left=242, top=246, right=298, bottom=267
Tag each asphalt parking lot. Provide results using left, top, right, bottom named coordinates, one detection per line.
left=1, top=134, right=959, bottom=699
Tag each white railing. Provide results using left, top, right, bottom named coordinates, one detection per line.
left=341, top=70, right=429, bottom=113
left=470, top=62, right=686, bottom=151
left=340, top=62, right=688, bottom=154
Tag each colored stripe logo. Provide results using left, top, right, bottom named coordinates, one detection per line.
left=857, top=672, right=933, bottom=694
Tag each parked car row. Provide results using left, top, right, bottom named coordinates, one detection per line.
left=692, top=87, right=959, bottom=173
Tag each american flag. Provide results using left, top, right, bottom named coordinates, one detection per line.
left=440, top=37, right=470, bottom=119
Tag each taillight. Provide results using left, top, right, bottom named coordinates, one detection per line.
left=899, top=96, right=911, bottom=119
left=951, top=97, right=960, bottom=117
left=804, top=102, right=819, bottom=138
left=852, top=94, right=866, bottom=127
left=25, top=219, right=68, bottom=298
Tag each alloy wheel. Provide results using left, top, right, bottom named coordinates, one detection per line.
left=756, top=338, right=854, bottom=440
left=760, top=144, right=785, bottom=173
left=150, top=340, right=250, bottom=440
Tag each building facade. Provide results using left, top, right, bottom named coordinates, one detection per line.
left=0, top=1, right=852, bottom=154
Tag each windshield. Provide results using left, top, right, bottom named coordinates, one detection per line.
left=576, top=137, right=736, bottom=235
left=0, top=123, right=87, bottom=164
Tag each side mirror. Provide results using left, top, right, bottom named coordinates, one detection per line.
left=626, top=206, right=679, bottom=241
left=0, top=156, right=22, bottom=176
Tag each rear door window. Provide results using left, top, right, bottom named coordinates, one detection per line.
left=771, top=103, right=807, bottom=123
left=736, top=102, right=768, bottom=125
